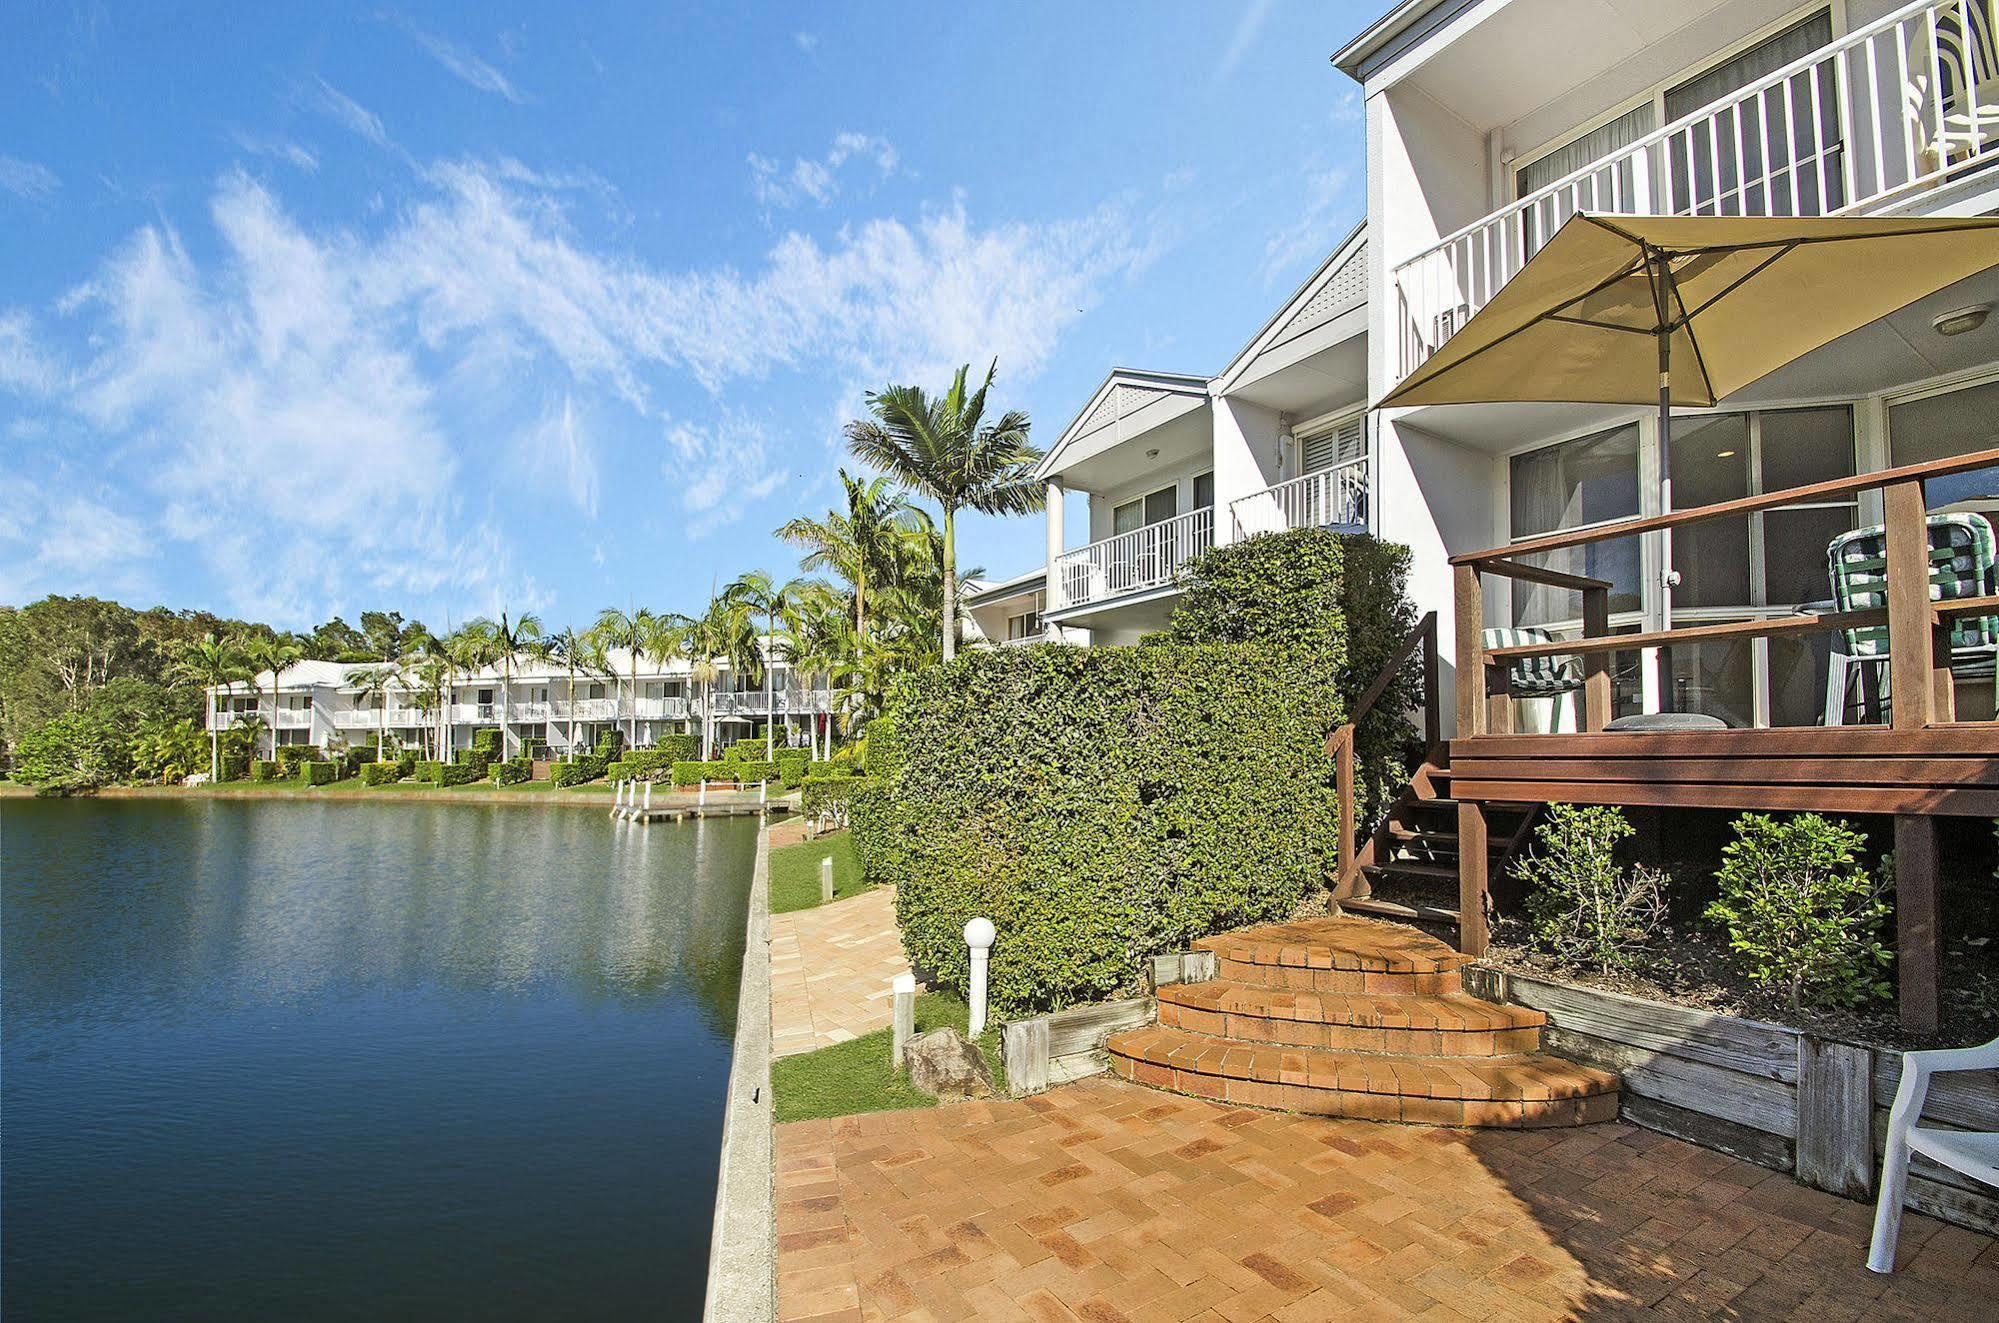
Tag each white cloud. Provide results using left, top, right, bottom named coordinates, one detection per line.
left=749, top=132, right=898, bottom=209
left=308, top=77, right=389, bottom=147
left=0, top=310, right=62, bottom=393
left=663, top=413, right=787, bottom=539
left=794, top=32, right=818, bottom=53
left=1261, top=163, right=1359, bottom=286
left=1216, top=0, right=1272, bottom=86
left=227, top=131, right=318, bottom=171
left=400, top=22, right=523, bottom=103
left=0, top=155, right=60, bottom=204
left=516, top=393, right=598, bottom=517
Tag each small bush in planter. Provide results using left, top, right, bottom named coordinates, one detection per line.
left=1516, top=804, right=1667, bottom=974
left=1705, top=812, right=1892, bottom=1011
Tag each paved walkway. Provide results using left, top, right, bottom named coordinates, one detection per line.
left=770, top=885, right=911, bottom=1058
left=774, top=1076, right=1993, bottom=1322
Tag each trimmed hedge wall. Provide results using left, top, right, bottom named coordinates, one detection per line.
left=275, top=746, right=323, bottom=772
left=251, top=760, right=283, bottom=782
left=654, top=734, right=699, bottom=763
left=777, top=750, right=810, bottom=789
left=300, top=761, right=338, bottom=786
left=360, top=761, right=399, bottom=786
left=802, top=774, right=864, bottom=824
left=551, top=754, right=606, bottom=788
left=492, top=757, right=531, bottom=786
left=854, top=645, right=1343, bottom=1017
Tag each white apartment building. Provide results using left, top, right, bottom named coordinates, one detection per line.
left=979, top=0, right=1998, bottom=732
left=1343, top=0, right=1999, bottom=728
left=208, top=649, right=832, bottom=760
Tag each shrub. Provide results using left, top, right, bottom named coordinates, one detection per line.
left=594, top=730, right=626, bottom=760
left=1164, top=529, right=1419, bottom=829
left=1517, top=805, right=1667, bottom=974
left=654, top=734, right=699, bottom=763
left=435, top=760, right=483, bottom=787
left=672, top=760, right=742, bottom=786
left=393, top=754, right=417, bottom=780
left=10, top=710, right=128, bottom=787
left=300, top=761, right=338, bottom=786
left=802, top=774, right=865, bottom=829
left=472, top=728, right=503, bottom=757
left=251, top=760, right=284, bottom=782
left=1706, top=813, right=1892, bottom=1011
left=492, top=757, right=530, bottom=786
left=854, top=644, right=1342, bottom=1016
left=274, top=745, right=323, bottom=772
left=778, top=750, right=810, bottom=789
left=360, top=762, right=399, bottom=786
left=551, top=755, right=606, bottom=788
left=732, top=759, right=777, bottom=785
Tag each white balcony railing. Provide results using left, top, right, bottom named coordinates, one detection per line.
left=634, top=697, right=690, bottom=720
left=1052, top=506, right=1215, bottom=610
left=331, top=705, right=430, bottom=728
left=1391, top=0, right=1999, bottom=384
left=1230, top=459, right=1371, bottom=540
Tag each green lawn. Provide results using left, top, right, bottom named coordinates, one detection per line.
left=771, top=990, right=1008, bottom=1124
left=767, top=832, right=867, bottom=914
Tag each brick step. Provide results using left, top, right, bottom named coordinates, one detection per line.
left=1156, top=982, right=1545, bottom=1055
left=1197, top=916, right=1468, bottom=995
left=1107, top=1025, right=1620, bottom=1129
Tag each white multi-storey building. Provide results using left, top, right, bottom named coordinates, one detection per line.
left=978, top=0, right=1998, bottom=731
left=208, top=648, right=832, bottom=760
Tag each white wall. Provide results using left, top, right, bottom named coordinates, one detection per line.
left=1210, top=397, right=1287, bottom=541
left=1084, top=459, right=1217, bottom=543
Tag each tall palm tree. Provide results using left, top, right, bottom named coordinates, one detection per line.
left=243, top=636, right=303, bottom=759
left=592, top=606, right=654, bottom=747
left=489, top=611, right=544, bottom=758
left=724, top=571, right=799, bottom=760
left=635, top=611, right=692, bottom=747
left=447, top=621, right=501, bottom=758
left=683, top=600, right=736, bottom=760
left=344, top=663, right=397, bottom=763
left=785, top=581, right=853, bottom=760
left=543, top=626, right=593, bottom=757
left=777, top=469, right=929, bottom=645
left=844, top=361, right=1043, bottom=662
left=408, top=654, right=449, bottom=760
left=170, top=632, right=249, bottom=781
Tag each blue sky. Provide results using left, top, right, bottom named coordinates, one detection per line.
left=0, top=1, right=1371, bottom=631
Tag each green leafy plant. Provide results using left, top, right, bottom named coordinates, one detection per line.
left=801, top=774, right=865, bottom=828
left=300, top=761, right=337, bottom=786
left=1706, top=812, right=1892, bottom=1011
left=853, top=643, right=1342, bottom=1016
left=1517, top=805, right=1667, bottom=974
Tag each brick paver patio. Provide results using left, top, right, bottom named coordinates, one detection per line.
left=770, top=885, right=911, bottom=1058
left=775, top=1076, right=1994, bottom=1322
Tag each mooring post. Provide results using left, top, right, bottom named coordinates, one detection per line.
left=610, top=779, right=624, bottom=820
left=759, top=778, right=768, bottom=812
left=891, top=972, right=916, bottom=1068
left=698, top=780, right=707, bottom=811
left=965, top=917, right=995, bottom=1038
left=641, top=780, right=653, bottom=817
left=820, top=855, right=834, bottom=904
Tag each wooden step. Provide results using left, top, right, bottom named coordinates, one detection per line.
left=1197, top=917, right=1468, bottom=995
left=1338, top=896, right=1462, bottom=926
left=1108, top=1025, right=1620, bottom=1129
left=1363, top=861, right=1459, bottom=883
left=1157, top=982, right=1544, bottom=1055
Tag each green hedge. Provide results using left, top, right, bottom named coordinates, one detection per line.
left=551, top=754, right=606, bottom=788
left=778, top=750, right=810, bottom=789
left=251, top=760, right=283, bottom=782
left=360, top=762, right=399, bottom=786
left=300, top=761, right=338, bottom=786
left=437, top=760, right=482, bottom=787
left=275, top=746, right=323, bottom=772
left=802, top=774, right=865, bottom=822
left=673, top=760, right=752, bottom=785
left=654, top=734, right=699, bottom=763
left=393, top=754, right=417, bottom=780
left=492, top=757, right=531, bottom=786
left=853, top=644, right=1343, bottom=1017
left=732, top=759, right=777, bottom=785
left=472, top=728, right=503, bottom=757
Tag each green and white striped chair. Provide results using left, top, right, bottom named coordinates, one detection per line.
left=1825, top=512, right=1999, bottom=723
left=1483, top=626, right=1585, bottom=732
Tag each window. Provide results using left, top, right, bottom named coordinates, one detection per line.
left=1006, top=610, right=1041, bottom=641
left=588, top=683, right=605, bottom=700
left=1301, top=415, right=1365, bottom=473
left=1193, top=472, right=1214, bottom=510
left=1664, top=10, right=1842, bottom=217
left=1509, top=424, right=1643, bottom=625
left=1112, top=484, right=1178, bottom=535
left=1889, top=377, right=1999, bottom=511
left=1516, top=103, right=1656, bottom=252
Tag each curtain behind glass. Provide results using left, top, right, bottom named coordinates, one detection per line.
left=1509, top=424, right=1642, bottom=624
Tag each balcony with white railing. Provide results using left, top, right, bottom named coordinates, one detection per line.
left=634, top=697, right=690, bottom=720
left=1389, top=0, right=1999, bottom=386
left=1230, top=459, right=1370, bottom=540
left=1052, top=506, right=1214, bottom=611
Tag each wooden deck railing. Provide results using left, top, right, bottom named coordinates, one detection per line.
left=1451, top=446, right=1999, bottom=737
left=1328, top=611, right=1441, bottom=893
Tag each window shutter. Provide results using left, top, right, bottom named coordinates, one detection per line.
left=1303, top=416, right=1365, bottom=472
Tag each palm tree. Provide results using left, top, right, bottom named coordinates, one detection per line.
left=844, top=361, right=1043, bottom=662
left=489, top=611, right=544, bottom=758
left=447, top=621, right=501, bottom=758
left=170, top=632, right=249, bottom=781
left=242, top=636, right=303, bottom=759
left=543, top=626, right=593, bottom=757
left=777, top=469, right=929, bottom=645
left=592, top=607, right=655, bottom=747
left=785, top=581, right=853, bottom=760
left=724, top=571, right=799, bottom=760
left=344, top=663, right=397, bottom=763
left=408, top=654, right=449, bottom=760
left=635, top=611, right=692, bottom=747
left=683, top=600, right=735, bottom=760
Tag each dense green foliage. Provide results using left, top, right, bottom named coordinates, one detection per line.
left=777, top=749, right=810, bottom=788
left=853, top=644, right=1342, bottom=1016
left=767, top=833, right=867, bottom=914
left=10, top=708, right=130, bottom=790
left=300, top=761, right=338, bottom=786
left=801, top=773, right=865, bottom=827
left=251, top=760, right=283, bottom=782
left=360, top=761, right=400, bottom=786
left=1706, top=813, right=1893, bottom=1010
left=1164, top=529, right=1420, bottom=828
left=492, top=757, right=531, bottom=786
left=1517, top=805, right=1668, bottom=974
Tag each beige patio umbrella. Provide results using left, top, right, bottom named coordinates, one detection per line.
left=1380, top=213, right=1999, bottom=441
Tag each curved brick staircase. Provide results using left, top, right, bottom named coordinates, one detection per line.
left=1107, top=916, right=1619, bottom=1128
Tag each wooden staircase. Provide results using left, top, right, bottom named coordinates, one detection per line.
left=1107, top=917, right=1619, bottom=1127
left=1338, top=756, right=1540, bottom=932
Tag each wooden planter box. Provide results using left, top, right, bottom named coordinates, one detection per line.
left=1465, top=966, right=1999, bottom=1236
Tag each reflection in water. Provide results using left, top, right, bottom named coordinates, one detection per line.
left=1, top=799, right=757, bottom=1321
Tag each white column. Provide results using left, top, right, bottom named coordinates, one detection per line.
left=1211, top=397, right=1284, bottom=546
left=1043, top=478, right=1066, bottom=621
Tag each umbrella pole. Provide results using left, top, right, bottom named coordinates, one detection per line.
left=1652, top=250, right=1675, bottom=716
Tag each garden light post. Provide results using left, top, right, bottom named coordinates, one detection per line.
left=965, top=917, right=995, bottom=1038
left=891, top=972, right=916, bottom=1067
left=820, top=856, right=834, bottom=904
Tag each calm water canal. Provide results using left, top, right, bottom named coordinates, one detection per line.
left=1, top=798, right=758, bottom=1320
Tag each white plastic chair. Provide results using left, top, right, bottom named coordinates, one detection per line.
left=1867, top=1035, right=1999, bottom=1272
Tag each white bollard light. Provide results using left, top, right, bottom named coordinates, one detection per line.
left=820, top=855, right=834, bottom=903
left=891, top=972, right=916, bottom=1067
left=964, top=917, right=996, bottom=1038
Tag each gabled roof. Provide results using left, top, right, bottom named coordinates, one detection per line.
left=1331, top=0, right=1479, bottom=82
left=1212, top=221, right=1368, bottom=395
left=1034, top=367, right=1212, bottom=480
left=964, top=567, right=1046, bottom=606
